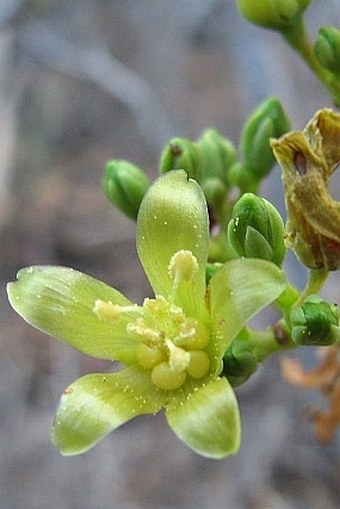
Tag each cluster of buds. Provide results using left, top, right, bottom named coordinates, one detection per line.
left=103, top=97, right=290, bottom=251
left=160, top=127, right=236, bottom=216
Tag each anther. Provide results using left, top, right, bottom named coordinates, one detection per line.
left=168, top=250, right=199, bottom=282
left=168, top=250, right=199, bottom=302
left=94, top=300, right=142, bottom=322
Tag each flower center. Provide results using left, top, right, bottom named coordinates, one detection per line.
left=132, top=296, right=211, bottom=390
left=94, top=250, right=211, bottom=391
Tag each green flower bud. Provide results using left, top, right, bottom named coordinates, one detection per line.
left=159, top=138, right=202, bottom=181
left=222, top=347, right=258, bottom=387
left=196, top=128, right=237, bottom=186
left=315, top=27, right=340, bottom=74
left=227, top=193, right=286, bottom=266
left=103, top=160, right=150, bottom=220
left=201, top=177, right=228, bottom=213
left=290, top=295, right=339, bottom=346
left=240, top=97, right=290, bottom=181
left=227, top=162, right=259, bottom=194
left=236, top=0, right=311, bottom=30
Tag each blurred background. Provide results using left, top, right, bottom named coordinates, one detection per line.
left=0, top=1, right=339, bottom=508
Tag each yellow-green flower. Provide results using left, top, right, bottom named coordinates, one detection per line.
left=7, top=170, right=285, bottom=458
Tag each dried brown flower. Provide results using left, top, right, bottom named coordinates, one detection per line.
left=271, top=109, right=340, bottom=270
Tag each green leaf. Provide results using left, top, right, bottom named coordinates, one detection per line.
left=209, top=258, right=286, bottom=353
left=52, top=368, right=165, bottom=455
left=137, top=170, right=209, bottom=316
left=165, top=377, right=240, bottom=459
left=7, top=266, right=140, bottom=363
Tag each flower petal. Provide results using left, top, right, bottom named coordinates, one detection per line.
left=165, top=377, right=240, bottom=458
left=52, top=368, right=165, bottom=455
left=7, top=266, right=139, bottom=363
left=209, top=258, right=286, bottom=353
left=136, top=170, right=209, bottom=315
left=304, top=108, right=340, bottom=172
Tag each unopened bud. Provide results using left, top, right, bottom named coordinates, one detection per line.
left=240, top=97, right=290, bottom=181
left=315, top=26, right=340, bottom=74
left=159, top=138, right=201, bottom=181
left=236, top=0, right=311, bottom=31
left=103, top=160, right=149, bottom=220
left=290, top=295, right=339, bottom=346
left=201, top=177, right=228, bottom=213
left=222, top=347, right=258, bottom=387
left=196, top=128, right=236, bottom=186
left=227, top=193, right=286, bottom=266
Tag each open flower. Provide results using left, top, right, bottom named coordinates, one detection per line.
left=7, top=170, right=285, bottom=458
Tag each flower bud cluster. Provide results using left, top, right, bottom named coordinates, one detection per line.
left=160, top=128, right=237, bottom=214
left=160, top=98, right=289, bottom=209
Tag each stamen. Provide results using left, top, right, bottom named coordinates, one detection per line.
left=94, top=299, right=142, bottom=322
left=168, top=250, right=198, bottom=302
left=176, top=325, right=196, bottom=343
left=168, top=250, right=199, bottom=282
left=127, top=320, right=163, bottom=343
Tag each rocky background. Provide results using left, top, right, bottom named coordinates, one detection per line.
left=0, top=1, right=339, bottom=508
